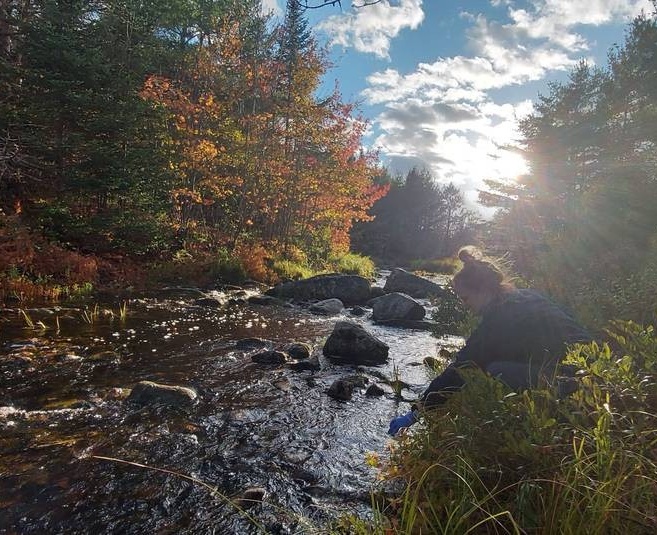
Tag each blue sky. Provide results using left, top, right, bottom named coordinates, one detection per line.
left=263, top=0, right=653, bottom=211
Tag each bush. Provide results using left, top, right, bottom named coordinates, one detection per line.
left=271, top=259, right=314, bottom=281
left=431, top=284, right=478, bottom=337
left=360, top=320, right=657, bottom=534
left=327, top=252, right=375, bottom=278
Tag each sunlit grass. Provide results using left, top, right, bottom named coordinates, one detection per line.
left=341, top=320, right=657, bottom=533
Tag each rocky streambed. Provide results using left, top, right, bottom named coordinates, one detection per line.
left=0, top=270, right=463, bottom=534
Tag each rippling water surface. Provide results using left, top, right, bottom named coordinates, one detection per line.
left=0, top=274, right=463, bottom=534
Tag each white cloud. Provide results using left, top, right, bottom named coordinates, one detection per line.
left=316, top=0, right=425, bottom=59
left=361, top=0, right=651, bottom=211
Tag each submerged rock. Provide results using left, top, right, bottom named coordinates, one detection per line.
left=285, top=342, right=312, bottom=360
left=323, top=321, right=389, bottom=365
left=126, top=381, right=198, bottom=408
left=287, top=355, right=321, bottom=372
left=383, top=268, right=446, bottom=298
left=327, top=375, right=369, bottom=401
left=370, top=292, right=425, bottom=321
left=251, top=350, right=288, bottom=365
left=265, top=274, right=371, bottom=305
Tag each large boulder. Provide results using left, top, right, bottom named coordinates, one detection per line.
left=323, top=321, right=389, bottom=365
left=126, top=381, right=198, bottom=408
left=371, top=292, right=425, bottom=321
left=266, top=274, right=371, bottom=305
left=383, top=268, right=446, bottom=298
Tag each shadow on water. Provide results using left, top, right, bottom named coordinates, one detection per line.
left=0, top=277, right=463, bottom=533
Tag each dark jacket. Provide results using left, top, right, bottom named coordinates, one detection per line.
left=419, top=289, right=592, bottom=408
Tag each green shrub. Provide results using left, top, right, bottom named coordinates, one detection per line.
left=328, top=252, right=375, bottom=278
left=431, top=284, right=478, bottom=337
left=271, top=259, right=314, bottom=281
left=355, top=320, right=657, bottom=534
left=213, top=247, right=247, bottom=283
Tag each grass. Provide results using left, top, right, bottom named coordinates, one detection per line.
left=409, top=257, right=461, bottom=275
left=342, top=319, right=657, bottom=534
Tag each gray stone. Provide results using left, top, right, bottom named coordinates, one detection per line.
left=285, top=342, right=312, bottom=359
left=127, top=381, right=198, bottom=408
left=371, top=292, right=425, bottom=321
left=327, top=375, right=368, bottom=401
left=309, top=298, right=344, bottom=315
left=323, top=321, right=389, bottom=365
left=365, top=384, right=386, bottom=396
left=287, top=355, right=321, bottom=372
left=383, top=268, right=446, bottom=298
left=265, top=274, right=371, bottom=305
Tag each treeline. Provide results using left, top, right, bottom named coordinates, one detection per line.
left=482, top=7, right=657, bottom=326
left=0, top=0, right=385, bottom=288
left=352, top=167, right=478, bottom=266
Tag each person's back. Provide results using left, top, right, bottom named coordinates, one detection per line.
left=388, top=247, right=592, bottom=434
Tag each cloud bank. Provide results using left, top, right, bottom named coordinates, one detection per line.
left=320, top=0, right=652, bottom=211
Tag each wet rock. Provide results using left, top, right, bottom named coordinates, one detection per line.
left=369, top=286, right=386, bottom=299
left=383, top=268, right=446, bottom=298
left=285, top=342, right=312, bottom=359
left=265, top=274, right=371, bottom=305
left=287, top=355, right=321, bottom=372
left=327, top=375, right=368, bottom=401
left=271, top=377, right=291, bottom=392
left=126, top=381, right=198, bottom=408
left=374, top=319, right=437, bottom=330
left=365, top=384, right=386, bottom=396
left=237, top=487, right=267, bottom=508
left=370, top=292, right=425, bottom=321
left=309, top=298, right=344, bottom=315
left=227, top=297, right=246, bottom=306
left=349, top=306, right=368, bottom=317
left=235, top=338, right=273, bottom=351
left=323, top=321, right=389, bottom=365
left=194, top=297, right=222, bottom=308
left=251, top=350, right=288, bottom=365
left=247, top=295, right=288, bottom=306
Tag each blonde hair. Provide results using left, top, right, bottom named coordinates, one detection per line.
left=453, top=246, right=513, bottom=295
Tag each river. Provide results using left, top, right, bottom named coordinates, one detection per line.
left=0, top=273, right=462, bottom=534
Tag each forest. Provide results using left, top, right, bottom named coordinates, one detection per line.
left=0, top=0, right=391, bottom=295
left=1, top=0, right=656, bottom=327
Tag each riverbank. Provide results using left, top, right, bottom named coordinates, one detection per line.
left=347, top=319, right=657, bottom=534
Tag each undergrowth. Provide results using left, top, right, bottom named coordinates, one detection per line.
left=344, top=319, right=657, bottom=534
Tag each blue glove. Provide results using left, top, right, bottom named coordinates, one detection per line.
left=388, top=410, right=417, bottom=436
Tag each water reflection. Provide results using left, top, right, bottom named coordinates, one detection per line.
left=0, top=279, right=463, bottom=532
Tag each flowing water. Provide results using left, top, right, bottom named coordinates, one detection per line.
left=0, top=274, right=462, bottom=534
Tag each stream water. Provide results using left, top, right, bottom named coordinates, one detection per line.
left=0, top=273, right=462, bottom=534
